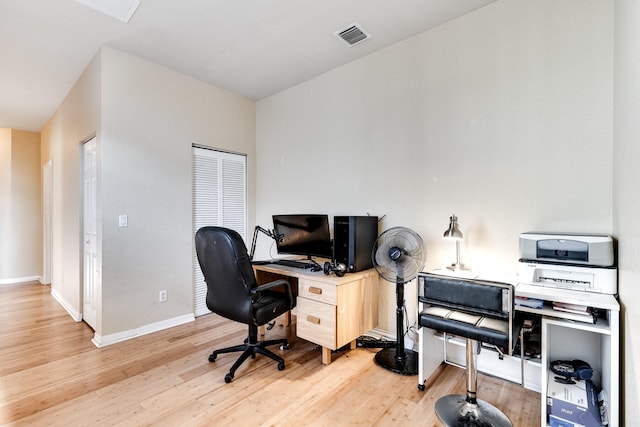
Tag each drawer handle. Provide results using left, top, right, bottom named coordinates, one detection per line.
left=309, top=286, right=323, bottom=295
left=307, top=315, right=321, bottom=325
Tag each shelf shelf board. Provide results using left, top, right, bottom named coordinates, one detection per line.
left=515, top=283, right=619, bottom=311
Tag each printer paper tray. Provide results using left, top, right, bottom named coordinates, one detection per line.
left=516, top=282, right=619, bottom=311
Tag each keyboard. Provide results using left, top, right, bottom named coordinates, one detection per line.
left=250, top=260, right=273, bottom=265
left=274, top=259, right=314, bottom=269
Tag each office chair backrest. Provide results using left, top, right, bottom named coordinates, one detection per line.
left=195, top=226, right=256, bottom=324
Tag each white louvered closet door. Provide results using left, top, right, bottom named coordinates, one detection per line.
left=193, top=147, right=247, bottom=316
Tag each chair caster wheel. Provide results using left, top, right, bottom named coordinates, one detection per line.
left=224, top=373, right=233, bottom=383
left=209, top=354, right=217, bottom=362
left=418, top=384, right=425, bottom=391
left=280, top=343, right=289, bottom=350
left=278, top=362, right=285, bottom=371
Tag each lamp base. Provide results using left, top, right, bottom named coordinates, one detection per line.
left=446, top=263, right=470, bottom=271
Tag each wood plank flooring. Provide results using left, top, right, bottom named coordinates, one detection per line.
left=0, top=282, right=540, bottom=426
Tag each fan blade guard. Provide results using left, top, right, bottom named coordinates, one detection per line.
left=372, top=226, right=426, bottom=284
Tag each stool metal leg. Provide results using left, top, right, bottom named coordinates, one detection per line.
left=435, top=339, right=512, bottom=427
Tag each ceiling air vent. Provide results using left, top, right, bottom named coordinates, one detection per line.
left=334, top=23, right=371, bottom=47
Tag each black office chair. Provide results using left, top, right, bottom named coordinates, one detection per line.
left=418, top=273, right=520, bottom=427
left=195, top=226, right=296, bottom=383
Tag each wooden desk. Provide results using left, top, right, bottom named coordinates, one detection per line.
left=254, top=263, right=378, bottom=365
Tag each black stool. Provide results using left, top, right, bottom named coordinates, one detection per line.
left=418, top=273, right=520, bottom=427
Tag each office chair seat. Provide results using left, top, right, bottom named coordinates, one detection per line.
left=251, top=291, right=292, bottom=326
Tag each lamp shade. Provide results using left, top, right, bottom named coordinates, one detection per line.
left=443, top=215, right=463, bottom=240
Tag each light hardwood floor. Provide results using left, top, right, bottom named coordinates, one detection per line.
left=0, top=282, right=540, bottom=426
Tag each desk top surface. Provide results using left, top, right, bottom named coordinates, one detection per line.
left=253, top=261, right=377, bottom=284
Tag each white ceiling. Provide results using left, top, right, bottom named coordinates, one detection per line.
left=0, top=0, right=496, bottom=132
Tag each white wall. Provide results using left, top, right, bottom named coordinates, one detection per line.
left=98, top=47, right=256, bottom=337
left=42, top=46, right=256, bottom=340
left=257, top=0, right=612, bottom=347
left=9, top=130, right=41, bottom=281
left=0, top=129, right=42, bottom=283
left=613, top=0, right=640, bottom=423
left=0, top=128, right=11, bottom=280
left=41, top=51, right=102, bottom=319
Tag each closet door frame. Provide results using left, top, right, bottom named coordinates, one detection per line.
left=192, top=146, right=247, bottom=316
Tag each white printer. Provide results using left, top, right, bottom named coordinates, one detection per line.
left=518, top=233, right=617, bottom=295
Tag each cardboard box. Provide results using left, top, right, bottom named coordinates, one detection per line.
left=547, top=371, right=602, bottom=427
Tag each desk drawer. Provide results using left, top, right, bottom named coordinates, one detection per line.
left=298, top=278, right=337, bottom=305
left=296, top=297, right=336, bottom=349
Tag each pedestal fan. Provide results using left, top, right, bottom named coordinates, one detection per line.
left=372, top=226, right=426, bottom=375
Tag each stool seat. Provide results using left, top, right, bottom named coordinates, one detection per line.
left=419, top=306, right=510, bottom=350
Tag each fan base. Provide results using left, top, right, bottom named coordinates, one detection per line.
left=374, top=348, right=418, bottom=376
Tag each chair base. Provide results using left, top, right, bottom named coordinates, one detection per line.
left=374, top=347, right=418, bottom=376
left=209, top=337, right=288, bottom=383
left=435, top=394, right=512, bottom=427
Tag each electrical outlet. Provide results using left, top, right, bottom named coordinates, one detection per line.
left=159, top=290, right=167, bottom=302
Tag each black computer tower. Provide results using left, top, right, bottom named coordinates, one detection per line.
left=333, top=216, right=379, bottom=272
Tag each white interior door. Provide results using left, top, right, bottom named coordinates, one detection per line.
left=192, top=146, right=247, bottom=316
left=82, top=137, right=98, bottom=329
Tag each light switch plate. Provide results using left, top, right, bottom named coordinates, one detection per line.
left=118, top=214, right=128, bottom=227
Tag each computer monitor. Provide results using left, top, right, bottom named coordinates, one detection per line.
left=272, top=214, right=332, bottom=259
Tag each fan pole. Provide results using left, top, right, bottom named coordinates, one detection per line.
left=373, top=275, right=418, bottom=375
left=395, top=280, right=407, bottom=362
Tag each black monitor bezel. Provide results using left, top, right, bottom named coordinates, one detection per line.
left=272, top=214, right=332, bottom=259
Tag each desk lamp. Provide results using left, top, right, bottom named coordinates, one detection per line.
left=248, top=225, right=281, bottom=261
left=443, top=214, right=468, bottom=271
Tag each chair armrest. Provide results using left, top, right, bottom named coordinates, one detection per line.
left=251, top=279, right=294, bottom=306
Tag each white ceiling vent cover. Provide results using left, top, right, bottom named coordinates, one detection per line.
left=334, top=23, right=371, bottom=47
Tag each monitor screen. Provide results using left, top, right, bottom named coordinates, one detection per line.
left=272, top=214, right=332, bottom=259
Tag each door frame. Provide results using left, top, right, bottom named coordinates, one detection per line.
left=42, top=159, right=52, bottom=285
left=81, top=136, right=98, bottom=330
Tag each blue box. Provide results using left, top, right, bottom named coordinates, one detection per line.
left=547, top=372, right=602, bottom=427
left=549, top=414, right=587, bottom=427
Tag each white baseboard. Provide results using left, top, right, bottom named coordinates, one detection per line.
left=366, top=328, right=396, bottom=340
left=91, top=313, right=195, bottom=348
left=0, top=275, right=41, bottom=286
left=50, top=287, right=83, bottom=322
